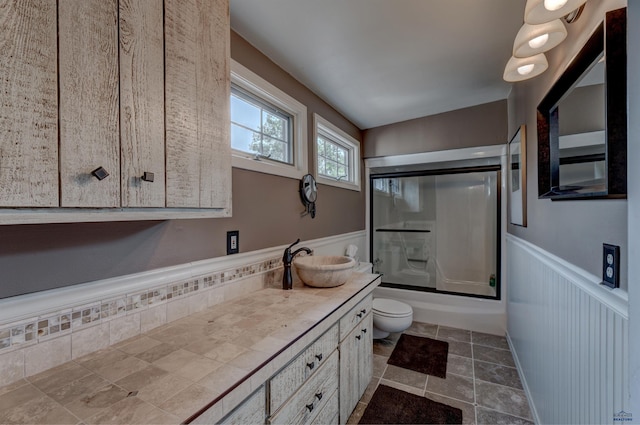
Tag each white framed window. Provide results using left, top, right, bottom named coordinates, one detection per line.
left=230, top=60, right=308, bottom=179
left=313, top=114, right=361, bottom=191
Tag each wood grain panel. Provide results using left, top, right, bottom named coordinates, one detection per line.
left=165, top=0, right=199, bottom=208
left=165, top=0, right=231, bottom=209
left=196, top=0, right=231, bottom=209
left=0, top=0, right=58, bottom=207
left=119, top=0, right=165, bottom=207
left=59, top=0, right=120, bottom=207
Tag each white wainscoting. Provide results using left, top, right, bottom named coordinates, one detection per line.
left=507, top=235, right=629, bottom=425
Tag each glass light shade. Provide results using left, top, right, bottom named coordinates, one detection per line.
left=503, top=53, right=548, bottom=82
left=513, top=19, right=567, bottom=57
left=524, top=0, right=587, bottom=24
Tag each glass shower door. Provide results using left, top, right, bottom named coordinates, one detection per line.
left=371, top=167, right=500, bottom=299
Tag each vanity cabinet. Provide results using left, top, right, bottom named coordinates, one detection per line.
left=339, top=295, right=373, bottom=424
left=0, top=0, right=231, bottom=221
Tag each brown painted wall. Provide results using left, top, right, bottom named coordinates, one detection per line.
left=0, top=31, right=365, bottom=299
left=507, top=1, right=628, bottom=289
left=363, top=100, right=508, bottom=158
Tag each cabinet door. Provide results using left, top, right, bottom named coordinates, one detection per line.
left=119, top=0, right=165, bottom=207
left=358, top=313, right=373, bottom=397
left=0, top=0, right=58, bottom=207
left=165, top=0, right=231, bottom=209
left=339, top=326, right=361, bottom=424
left=59, top=0, right=120, bottom=207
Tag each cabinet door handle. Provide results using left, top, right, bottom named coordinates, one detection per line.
left=307, top=361, right=315, bottom=370
left=306, top=403, right=314, bottom=412
left=315, top=353, right=323, bottom=362
left=356, top=312, right=363, bottom=318
left=91, top=166, right=109, bottom=181
left=315, top=392, right=323, bottom=401
left=361, top=328, right=367, bottom=334
left=360, top=309, right=367, bottom=314
left=141, top=171, right=155, bottom=182
left=355, top=335, right=361, bottom=340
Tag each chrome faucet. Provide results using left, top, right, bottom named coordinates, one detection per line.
left=282, top=239, right=312, bottom=290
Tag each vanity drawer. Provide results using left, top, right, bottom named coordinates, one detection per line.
left=269, top=350, right=339, bottom=425
left=339, top=294, right=372, bottom=341
left=310, top=388, right=338, bottom=425
left=269, top=324, right=338, bottom=411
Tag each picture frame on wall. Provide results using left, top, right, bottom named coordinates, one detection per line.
left=508, top=124, right=527, bottom=227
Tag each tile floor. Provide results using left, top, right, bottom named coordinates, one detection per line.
left=348, top=321, right=534, bottom=425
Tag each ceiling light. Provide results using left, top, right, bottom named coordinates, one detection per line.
left=503, top=53, right=549, bottom=82
left=513, top=19, right=567, bottom=57
left=524, top=0, right=587, bottom=24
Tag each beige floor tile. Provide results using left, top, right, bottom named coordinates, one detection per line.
left=382, top=365, right=427, bottom=390
left=476, top=406, right=534, bottom=425
left=159, top=384, right=218, bottom=421
left=437, top=326, right=472, bottom=342
left=116, top=336, right=163, bottom=355
left=0, top=393, right=79, bottom=425
left=425, top=372, right=475, bottom=403
left=64, top=384, right=129, bottom=420
left=475, top=380, right=532, bottom=420
left=473, top=345, right=516, bottom=367
left=84, top=396, right=163, bottom=425
left=135, top=373, right=193, bottom=406
left=472, top=331, right=510, bottom=350
left=442, top=339, right=473, bottom=358
left=372, top=338, right=396, bottom=357
left=152, top=349, right=202, bottom=373
left=135, top=342, right=181, bottom=364
left=474, top=360, right=523, bottom=389
left=28, top=362, right=92, bottom=394
left=447, top=354, right=474, bottom=378
left=372, top=354, right=388, bottom=378
left=0, top=383, right=43, bottom=411
left=203, top=341, right=247, bottom=363
left=174, top=356, right=224, bottom=382
left=114, top=365, right=168, bottom=392
left=346, top=401, right=367, bottom=425
left=379, top=379, right=424, bottom=396
left=43, top=373, right=109, bottom=405
left=93, top=356, right=149, bottom=382
left=405, top=321, right=438, bottom=338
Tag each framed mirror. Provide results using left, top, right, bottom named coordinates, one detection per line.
left=537, top=7, right=626, bottom=200
left=509, top=125, right=527, bottom=226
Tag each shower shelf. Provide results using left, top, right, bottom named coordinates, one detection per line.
left=375, top=228, right=431, bottom=233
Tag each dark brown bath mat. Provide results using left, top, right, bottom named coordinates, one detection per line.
left=359, top=384, right=463, bottom=424
left=387, top=334, right=449, bottom=378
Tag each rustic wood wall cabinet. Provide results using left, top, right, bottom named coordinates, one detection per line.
left=0, top=0, right=232, bottom=224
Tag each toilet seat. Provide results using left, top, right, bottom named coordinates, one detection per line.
left=373, top=298, right=412, bottom=318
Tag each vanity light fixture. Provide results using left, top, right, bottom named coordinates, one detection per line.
left=503, top=53, right=548, bottom=82
left=503, top=0, right=585, bottom=82
left=513, top=19, right=567, bottom=57
left=524, top=0, right=587, bottom=24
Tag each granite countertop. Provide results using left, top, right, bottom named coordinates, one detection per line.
left=0, top=273, right=379, bottom=425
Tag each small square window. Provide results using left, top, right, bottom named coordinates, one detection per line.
left=313, top=114, right=361, bottom=191
left=230, top=60, right=308, bottom=179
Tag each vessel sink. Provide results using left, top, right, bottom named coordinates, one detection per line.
left=293, top=255, right=356, bottom=288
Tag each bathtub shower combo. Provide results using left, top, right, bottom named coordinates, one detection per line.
left=370, top=166, right=500, bottom=299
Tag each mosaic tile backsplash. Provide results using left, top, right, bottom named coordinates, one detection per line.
left=0, top=257, right=284, bottom=356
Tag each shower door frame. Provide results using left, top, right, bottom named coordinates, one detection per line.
left=369, top=165, right=502, bottom=300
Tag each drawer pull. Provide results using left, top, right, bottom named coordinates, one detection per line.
left=315, top=392, right=323, bottom=401
left=315, top=353, right=323, bottom=362
left=361, top=328, right=367, bottom=334
left=355, top=334, right=361, bottom=340
left=307, top=361, right=315, bottom=370
left=306, top=403, right=314, bottom=412
left=361, top=309, right=367, bottom=314
left=356, top=312, right=363, bottom=318
left=91, top=166, right=109, bottom=181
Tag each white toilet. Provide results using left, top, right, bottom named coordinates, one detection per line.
left=372, top=298, right=413, bottom=339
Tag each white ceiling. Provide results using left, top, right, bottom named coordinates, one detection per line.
left=230, top=0, right=526, bottom=130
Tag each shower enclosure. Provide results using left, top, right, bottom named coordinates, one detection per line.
left=370, top=166, right=501, bottom=299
